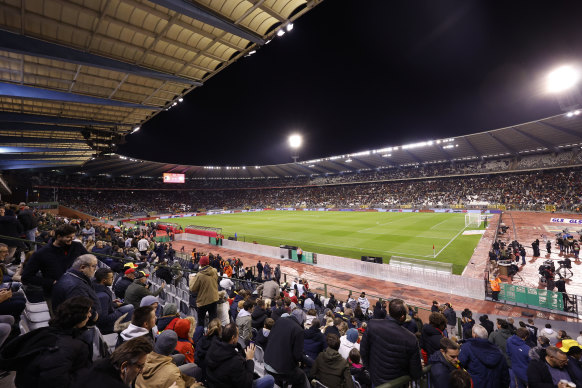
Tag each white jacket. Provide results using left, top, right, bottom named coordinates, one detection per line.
left=338, top=335, right=360, bottom=360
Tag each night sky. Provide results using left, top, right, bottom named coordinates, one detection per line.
left=118, top=1, right=582, bottom=166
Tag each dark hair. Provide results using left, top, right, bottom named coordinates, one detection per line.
left=55, top=224, right=77, bottom=238
left=221, top=323, right=238, bottom=343
left=264, top=318, right=275, bottom=330
left=257, top=299, right=265, bottom=308
left=497, top=319, right=509, bottom=329
left=326, top=333, right=340, bottom=350
left=348, top=348, right=361, bottom=364
left=95, top=267, right=113, bottom=283
left=132, top=305, right=155, bottom=327
left=567, top=346, right=582, bottom=356
left=110, top=336, right=153, bottom=370
left=516, top=328, right=529, bottom=339
left=388, top=299, right=407, bottom=320
left=545, top=323, right=552, bottom=328
left=49, top=296, right=93, bottom=329
left=429, top=312, right=447, bottom=330
left=449, top=369, right=472, bottom=388
left=440, top=337, right=460, bottom=351
left=243, top=300, right=254, bottom=311
left=310, top=319, right=321, bottom=330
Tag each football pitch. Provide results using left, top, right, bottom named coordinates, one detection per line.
left=168, top=211, right=485, bottom=274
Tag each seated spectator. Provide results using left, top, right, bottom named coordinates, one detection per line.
left=348, top=348, right=371, bottom=388
left=305, top=309, right=317, bottom=329
left=0, top=315, right=14, bottom=347
left=171, top=317, right=196, bottom=364
left=310, top=333, right=354, bottom=388
left=124, top=271, right=165, bottom=309
left=527, top=346, right=574, bottom=387
left=113, top=268, right=136, bottom=300
left=237, top=299, right=255, bottom=343
left=118, top=305, right=156, bottom=346
left=156, top=303, right=180, bottom=332
left=324, top=317, right=342, bottom=337
left=529, top=336, right=551, bottom=361
left=256, top=317, right=275, bottom=351
left=194, top=318, right=222, bottom=384
left=449, top=369, right=473, bottom=388
left=339, top=328, right=360, bottom=359
left=216, top=290, right=230, bottom=326
left=304, top=319, right=326, bottom=362
left=93, top=267, right=134, bottom=334
left=0, top=285, right=25, bottom=330
left=135, top=330, right=202, bottom=388
left=372, top=301, right=386, bottom=319
left=206, top=322, right=275, bottom=388
left=2, top=296, right=94, bottom=388
left=76, top=336, right=153, bottom=388
left=429, top=338, right=461, bottom=388
left=252, top=299, right=270, bottom=330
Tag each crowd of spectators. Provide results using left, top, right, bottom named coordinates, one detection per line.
left=29, top=167, right=582, bottom=218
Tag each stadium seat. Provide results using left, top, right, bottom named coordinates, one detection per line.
left=254, top=345, right=265, bottom=377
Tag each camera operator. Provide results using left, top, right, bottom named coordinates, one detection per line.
left=532, top=239, right=541, bottom=257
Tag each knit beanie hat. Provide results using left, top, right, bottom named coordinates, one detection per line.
left=154, top=330, right=178, bottom=356
left=163, top=303, right=178, bottom=316
left=291, top=309, right=306, bottom=325
left=346, top=328, right=359, bottom=343
left=199, top=256, right=209, bottom=266
left=140, top=295, right=159, bottom=307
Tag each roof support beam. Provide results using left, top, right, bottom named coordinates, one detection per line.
left=538, top=121, right=582, bottom=139
left=0, top=30, right=199, bottom=85
left=0, top=83, right=159, bottom=110
left=0, top=112, right=124, bottom=127
left=0, top=161, right=85, bottom=170
left=462, top=137, right=482, bottom=158
left=351, top=157, right=377, bottom=169
left=487, top=133, right=518, bottom=155
left=147, top=0, right=265, bottom=45
left=0, top=147, right=90, bottom=153
left=327, top=161, right=348, bottom=173
left=404, top=150, right=423, bottom=163
left=511, top=127, right=558, bottom=152
left=0, top=136, right=87, bottom=144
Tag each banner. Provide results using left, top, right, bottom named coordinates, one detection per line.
left=550, top=217, right=582, bottom=225
left=500, top=284, right=563, bottom=311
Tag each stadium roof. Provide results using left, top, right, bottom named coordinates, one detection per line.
left=65, top=112, right=582, bottom=179
left=0, top=0, right=320, bottom=170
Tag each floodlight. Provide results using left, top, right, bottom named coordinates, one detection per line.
left=547, top=65, right=579, bottom=93
left=575, top=110, right=581, bottom=115
left=567, top=112, right=574, bottom=117
left=286, top=23, right=294, bottom=32
left=288, top=134, right=302, bottom=149
left=178, top=98, right=183, bottom=102
left=277, top=30, right=285, bottom=37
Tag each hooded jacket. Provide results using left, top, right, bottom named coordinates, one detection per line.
left=119, top=323, right=152, bottom=343
left=488, top=328, right=512, bottom=366
left=304, top=325, right=326, bottom=360
left=236, top=309, right=252, bottom=342
left=206, top=340, right=254, bottom=388
left=506, top=335, right=531, bottom=382
left=264, top=316, right=305, bottom=374
left=135, top=352, right=196, bottom=388
left=310, top=347, right=354, bottom=388
left=429, top=350, right=458, bottom=388
left=251, top=307, right=269, bottom=330
left=421, top=324, right=445, bottom=358
left=173, top=318, right=195, bottom=363
left=124, top=279, right=163, bottom=309
left=190, top=265, right=218, bottom=307
left=458, top=338, right=510, bottom=388
left=541, top=327, right=559, bottom=345
left=339, top=335, right=360, bottom=360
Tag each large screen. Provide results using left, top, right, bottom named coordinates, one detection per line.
left=163, top=173, right=185, bottom=183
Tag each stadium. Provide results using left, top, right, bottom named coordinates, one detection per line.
left=1, top=1, right=582, bottom=387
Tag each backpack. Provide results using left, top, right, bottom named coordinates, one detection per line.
left=0, top=327, right=60, bottom=371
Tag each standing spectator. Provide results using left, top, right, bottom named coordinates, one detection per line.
left=77, top=336, right=153, bottom=388
left=263, top=262, right=271, bottom=281
left=339, top=328, right=360, bottom=360
left=429, top=338, right=461, bottom=388
left=519, top=321, right=538, bottom=348
left=479, top=315, right=494, bottom=336
left=527, top=346, right=573, bottom=388
left=264, top=311, right=306, bottom=387
left=274, top=264, right=281, bottom=285
left=2, top=296, right=93, bottom=388
left=443, top=303, right=457, bottom=338
left=541, top=324, right=559, bottom=346
left=506, top=328, right=531, bottom=388
left=431, top=300, right=440, bottom=312
left=310, top=333, right=354, bottom=388
left=458, top=324, right=509, bottom=388
left=137, top=236, right=149, bottom=256
left=488, top=319, right=512, bottom=367
left=22, top=224, right=87, bottom=305
left=421, top=312, right=447, bottom=361
left=490, top=276, right=501, bottom=301
left=206, top=322, right=275, bottom=388
left=190, top=255, right=219, bottom=327
left=252, top=299, right=270, bottom=330
left=81, top=223, right=96, bottom=244
left=262, top=278, right=280, bottom=300
left=17, top=203, right=37, bottom=251
left=256, top=260, right=263, bottom=282
left=360, top=299, right=422, bottom=386
left=236, top=300, right=254, bottom=344
left=357, top=292, right=370, bottom=312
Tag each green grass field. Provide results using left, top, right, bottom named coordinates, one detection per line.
left=168, top=211, right=485, bottom=274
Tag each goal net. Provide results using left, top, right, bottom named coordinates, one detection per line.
left=465, top=213, right=482, bottom=227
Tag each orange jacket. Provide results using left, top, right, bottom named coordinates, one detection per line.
left=490, top=277, right=501, bottom=292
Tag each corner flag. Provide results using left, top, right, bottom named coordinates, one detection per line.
left=433, top=244, right=435, bottom=258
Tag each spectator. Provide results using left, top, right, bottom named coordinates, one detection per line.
left=449, top=369, right=473, bottom=388
left=190, top=255, right=219, bottom=327
left=236, top=299, right=254, bottom=343
left=519, top=320, right=538, bottom=348
left=458, top=324, right=509, bottom=388
left=135, top=330, right=202, bottom=388
left=304, top=319, right=326, bottom=362
left=542, top=324, right=559, bottom=346
left=566, top=346, right=582, bottom=387
left=529, top=336, right=551, bottom=361
left=429, top=338, right=461, bottom=388
left=357, top=292, right=370, bottom=312
left=506, top=328, right=531, bottom=388
left=479, top=315, right=494, bottom=336
left=527, top=346, right=574, bottom=388
left=310, top=333, right=354, bottom=388
left=51, top=254, right=100, bottom=322
left=252, top=299, right=270, bottom=330
left=77, top=336, right=153, bottom=388
left=206, top=322, right=275, bottom=388
left=194, top=318, right=222, bottom=384
left=264, top=308, right=307, bottom=388
left=488, top=319, right=512, bottom=368
left=93, top=267, right=134, bottom=334
left=171, top=317, right=196, bottom=364
left=262, top=278, right=279, bottom=300
left=3, top=296, right=93, bottom=388
left=113, top=268, right=136, bottom=300
left=360, top=298, right=422, bottom=386
left=124, top=271, right=164, bottom=309
left=118, top=305, right=156, bottom=345
left=22, top=224, right=87, bottom=304
left=347, top=348, right=371, bottom=388
left=443, top=303, right=457, bottom=338
left=156, top=303, right=180, bottom=332
left=421, top=312, right=447, bottom=361
left=339, top=328, right=360, bottom=360
left=256, top=317, right=275, bottom=351
left=216, top=290, right=230, bottom=326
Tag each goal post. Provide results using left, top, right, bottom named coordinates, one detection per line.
left=464, top=213, right=481, bottom=228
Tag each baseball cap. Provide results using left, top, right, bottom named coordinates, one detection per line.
left=134, top=270, right=150, bottom=279
left=124, top=268, right=135, bottom=275
left=124, top=262, right=138, bottom=269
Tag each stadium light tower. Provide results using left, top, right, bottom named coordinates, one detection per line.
left=546, top=65, right=582, bottom=112
left=288, top=134, right=302, bottom=163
